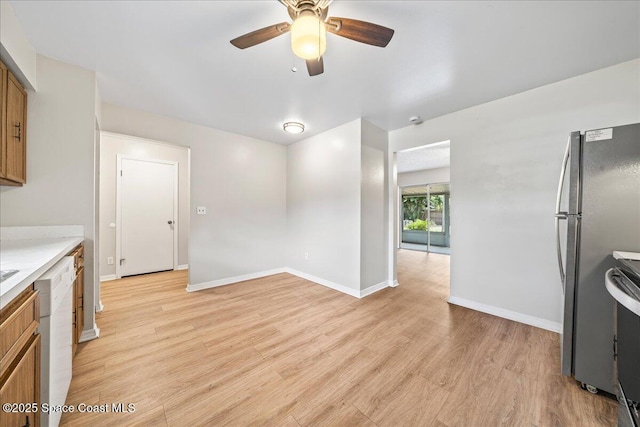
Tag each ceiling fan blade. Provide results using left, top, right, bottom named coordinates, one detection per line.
left=230, top=22, right=291, bottom=49
left=306, top=56, right=324, bottom=76
left=326, top=17, right=394, bottom=47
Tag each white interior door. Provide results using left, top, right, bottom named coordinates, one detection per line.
left=119, top=158, right=176, bottom=277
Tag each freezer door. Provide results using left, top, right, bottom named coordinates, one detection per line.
left=561, top=131, right=582, bottom=376
left=573, top=123, right=640, bottom=394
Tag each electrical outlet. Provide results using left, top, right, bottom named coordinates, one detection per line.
left=197, top=206, right=207, bottom=215
left=304, top=252, right=309, bottom=260
left=107, top=257, right=114, bottom=265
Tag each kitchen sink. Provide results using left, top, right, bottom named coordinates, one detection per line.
left=0, top=270, right=19, bottom=282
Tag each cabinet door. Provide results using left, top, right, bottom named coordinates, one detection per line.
left=5, top=72, right=26, bottom=183
left=0, top=334, right=41, bottom=427
left=76, top=267, right=84, bottom=344
left=72, top=279, right=77, bottom=357
left=0, top=61, right=7, bottom=179
left=72, top=246, right=84, bottom=270
left=0, top=288, right=39, bottom=376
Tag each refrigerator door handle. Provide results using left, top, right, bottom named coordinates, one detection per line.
left=555, top=137, right=571, bottom=290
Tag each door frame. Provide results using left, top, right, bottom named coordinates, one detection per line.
left=115, top=155, right=179, bottom=279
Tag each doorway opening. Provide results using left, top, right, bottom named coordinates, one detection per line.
left=400, top=183, right=450, bottom=255
left=98, top=132, right=190, bottom=283
left=393, top=140, right=451, bottom=296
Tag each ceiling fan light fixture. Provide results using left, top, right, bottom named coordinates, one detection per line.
left=230, top=1, right=394, bottom=76
left=290, top=13, right=327, bottom=60
left=283, top=121, right=305, bottom=134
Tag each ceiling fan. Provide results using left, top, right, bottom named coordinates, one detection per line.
left=230, top=0, right=394, bottom=76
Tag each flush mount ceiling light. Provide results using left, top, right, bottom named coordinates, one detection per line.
left=230, top=0, right=394, bottom=77
left=283, top=121, right=305, bottom=134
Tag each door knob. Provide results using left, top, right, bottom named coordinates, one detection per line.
left=168, top=220, right=173, bottom=225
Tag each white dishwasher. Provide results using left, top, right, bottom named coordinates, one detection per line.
left=35, top=256, right=76, bottom=427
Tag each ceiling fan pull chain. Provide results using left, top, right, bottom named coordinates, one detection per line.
left=318, top=15, right=321, bottom=61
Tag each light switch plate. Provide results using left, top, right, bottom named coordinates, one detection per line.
left=197, top=206, right=207, bottom=215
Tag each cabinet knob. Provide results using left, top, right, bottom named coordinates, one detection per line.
left=168, top=220, right=174, bottom=225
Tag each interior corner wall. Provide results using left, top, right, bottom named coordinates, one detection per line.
left=398, top=167, right=450, bottom=187
left=0, top=55, right=97, bottom=334
left=100, top=103, right=287, bottom=287
left=388, top=151, right=398, bottom=284
left=99, top=132, right=190, bottom=279
left=94, top=118, right=101, bottom=311
left=389, top=59, right=640, bottom=329
left=360, top=120, right=389, bottom=290
left=94, top=81, right=102, bottom=130
left=286, top=119, right=362, bottom=291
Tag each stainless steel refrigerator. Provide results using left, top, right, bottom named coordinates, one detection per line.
left=555, top=123, right=640, bottom=394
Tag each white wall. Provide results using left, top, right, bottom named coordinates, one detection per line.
left=389, top=59, right=640, bottom=330
left=0, top=1, right=37, bottom=89
left=101, top=109, right=391, bottom=297
left=360, top=120, right=389, bottom=291
left=287, top=119, right=362, bottom=292
left=100, top=103, right=287, bottom=288
left=398, top=167, right=450, bottom=187
left=99, top=132, right=190, bottom=279
left=0, top=55, right=98, bottom=335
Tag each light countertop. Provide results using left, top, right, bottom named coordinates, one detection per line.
left=613, top=250, right=640, bottom=280
left=613, top=251, right=640, bottom=261
left=1, top=226, right=83, bottom=310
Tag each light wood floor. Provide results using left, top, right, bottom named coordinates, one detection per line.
left=62, top=250, right=616, bottom=426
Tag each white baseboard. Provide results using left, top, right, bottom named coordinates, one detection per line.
left=187, top=267, right=391, bottom=300
left=79, top=324, right=101, bottom=342
left=448, top=296, right=561, bottom=333
left=187, top=268, right=287, bottom=292
left=360, top=280, right=391, bottom=298
left=96, top=301, right=104, bottom=313
left=286, top=268, right=360, bottom=298
left=390, top=279, right=400, bottom=288
left=102, top=266, right=187, bottom=282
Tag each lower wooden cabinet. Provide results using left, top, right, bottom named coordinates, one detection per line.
left=75, top=267, right=84, bottom=345
left=70, top=244, right=84, bottom=356
left=0, top=286, right=41, bottom=427
left=0, top=335, right=40, bottom=427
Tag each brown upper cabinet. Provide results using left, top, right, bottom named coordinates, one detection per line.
left=0, top=60, right=27, bottom=186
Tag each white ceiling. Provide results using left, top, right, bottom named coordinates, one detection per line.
left=9, top=1, right=640, bottom=145
left=397, top=141, right=450, bottom=173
